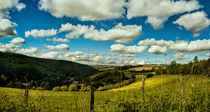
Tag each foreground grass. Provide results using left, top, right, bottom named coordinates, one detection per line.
left=0, top=75, right=209, bottom=112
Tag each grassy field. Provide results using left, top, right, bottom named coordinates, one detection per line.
left=110, top=75, right=178, bottom=91
left=0, top=75, right=209, bottom=112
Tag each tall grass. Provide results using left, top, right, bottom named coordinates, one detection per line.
left=0, top=75, right=209, bottom=112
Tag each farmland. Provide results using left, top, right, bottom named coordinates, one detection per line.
left=0, top=75, right=209, bottom=112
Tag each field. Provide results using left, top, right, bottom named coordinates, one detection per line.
left=0, top=75, right=209, bottom=112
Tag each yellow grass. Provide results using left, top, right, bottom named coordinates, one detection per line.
left=129, top=66, right=153, bottom=71
left=109, top=75, right=179, bottom=91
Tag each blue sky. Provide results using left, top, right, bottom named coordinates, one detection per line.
left=0, top=0, right=209, bottom=65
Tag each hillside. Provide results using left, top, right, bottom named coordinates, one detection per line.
left=0, top=75, right=209, bottom=111
left=0, top=51, right=98, bottom=88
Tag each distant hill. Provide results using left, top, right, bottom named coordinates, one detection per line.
left=91, top=65, right=116, bottom=71
left=0, top=51, right=98, bottom=88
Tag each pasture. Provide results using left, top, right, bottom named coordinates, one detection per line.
left=0, top=75, right=209, bottom=112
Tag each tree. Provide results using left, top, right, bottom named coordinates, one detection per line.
left=0, top=75, right=7, bottom=86
left=194, top=56, right=198, bottom=63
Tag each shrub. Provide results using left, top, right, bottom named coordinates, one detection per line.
left=60, top=85, right=68, bottom=91
left=6, top=81, right=14, bottom=88
left=68, top=84, right=79, bottom=91
left=97, top=84, right=114, bottom=91
left=146, top=72, right=156, bottom=78
left=36, top=86, right=44, bottom=91
left=52, top=86, right=60, bottom=91
left=114, top=83, right=122, bottom=88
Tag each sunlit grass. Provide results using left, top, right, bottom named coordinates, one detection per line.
left=0, top=75, right=209, bottom=112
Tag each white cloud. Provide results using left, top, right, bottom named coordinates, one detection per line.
left=10, top=37, right=25, bottom=44
left=60, top=23, right=142, bottom=43
left=110, top=44, right=147, bottom=53
left=39, top=0, right=125, bottom=21
left=64, top=51, right=84, bottom=57
left=25, top=29, right=57, bottom=38
left=148, top=45, right=167, bottom=54
left=84, top=23, right=142, bottom=43
left=174, top=11, right=210, bottom=36
left=45, top=44, right=69, bottom=50
left=169, top=39, right=210, bottom=52
left=41, top=51, right=59, bottom=59
left=138, top=38, right=174, bottom=46
left=0, top=19, right=17, bottom=38
left=0, top=43, right=38, bottom=55
left=16, top=47, right=38, bottom=55
left=0, top=43, right=19, bottom=52
left=127, top=0, right=200, bottom=29
left=60, top=23, right=92, bottom=39
left=138, top=38, right=210, bottom=53
left=173, top=52, right=189, bottom=60
left=0, top=0, right=26, bottom=18
left=116, top=53, right=136, bottom=57
left=47, top=37, right=69, bottom=43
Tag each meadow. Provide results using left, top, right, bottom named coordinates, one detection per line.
left=0, top=75, right=209, bottom=112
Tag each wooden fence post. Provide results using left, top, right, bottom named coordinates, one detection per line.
left=23, top=83, right=29, bottom=110
left=142, top=77, right=145, bottom=101
left=90, top=86, right=94, bottom=112
left=180, top=77, right=185, bottom=97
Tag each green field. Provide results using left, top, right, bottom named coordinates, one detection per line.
left=0, top=75, right=209, bottom=112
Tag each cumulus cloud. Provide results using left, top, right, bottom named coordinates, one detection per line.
left=45, top=44, right=69, bottom=50
left=0, top=43, right=38, bottom=55
left=169, top=39, right=210, bottom=52
left=16, top=47, right=38, bottom=54
left=10, top=37, right=25, bottom=44
left=84, top=23, right=142, bottom=43
left=138, top=38, right=174, bottom=47
left=41, top=51, right=60, bottom=59
left=47, top=37, right=69, bottom=43
left=0, top=19, right=17, bottom=38
left=60, top=23, right=92, bottom=39
left=64, top=51, right=84, bottom=57
left=174, top=11, right=210, bottom=36
left=39, top=0, right=125, bottom=21
left=173, top=52, right=189, bottom=60
left=110, top=44, right=147, bottom=53
left=116, top=53, right=136, bottom=57
left=138, top=38, right=210, bottom=53
left=127, top=0, right=200, bottom=29
left=0, top=0, right=25, bottom=18
left=60, top=23, right=142, bottom=43
left=25, top=29, right=57, bottom=38
left=148, top=45, right=167, bottom=54
left=0, top=43, right=19, bottom=52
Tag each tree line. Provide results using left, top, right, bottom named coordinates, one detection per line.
left=155, top=56, right=210, bottom=76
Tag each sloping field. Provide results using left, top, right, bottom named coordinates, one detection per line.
left=109, top=75, right=179, bottom=91
left=129, top=66, right=153, bottom=71
left=0, top=75, right=209, bottom=112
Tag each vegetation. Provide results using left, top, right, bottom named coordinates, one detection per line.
left=0, top=51, right=98, bottom=89
left=0, top=53, right=209, bottom=111
left=155, top=56, right=210, bottom=76
left=0, top=75, right=209, bottom=111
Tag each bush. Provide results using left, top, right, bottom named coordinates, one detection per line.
left=122, top=79, right=133, bottom=85
left=146, top=72, right=156, bottom=78
left=68, top=84, right=79, bottom=91
left=52, top=86, right=60, bottom=91
left=97, top=84, right=114, bottom=91
left=60, top=85, right=68, bottom=91
left=36, top=86, right=44, bottom=91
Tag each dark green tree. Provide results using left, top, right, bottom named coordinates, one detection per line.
left=194, top=56, right=198, bottom=63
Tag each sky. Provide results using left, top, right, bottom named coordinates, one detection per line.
left=0, top=0, right=210, bottom=65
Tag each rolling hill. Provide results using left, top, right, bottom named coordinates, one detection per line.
left=0, top=51, right=98, bottom=88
